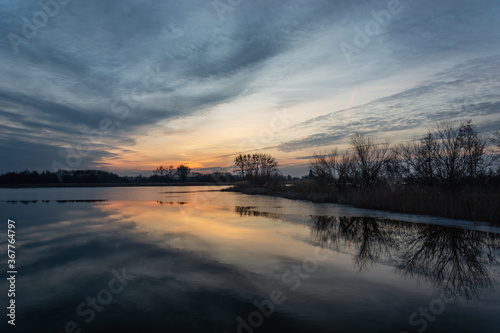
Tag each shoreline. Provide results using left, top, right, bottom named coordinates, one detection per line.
left=3, top=182, right=498, bottom=225
left=223, top=184, right=500, bottom=225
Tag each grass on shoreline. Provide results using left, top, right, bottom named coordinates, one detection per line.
left=224, top=180, right=500, bottom=225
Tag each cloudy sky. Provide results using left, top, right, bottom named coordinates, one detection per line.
left=1, top=0, right=499, bottom=176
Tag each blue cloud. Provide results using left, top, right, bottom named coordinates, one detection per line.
left=0, top=0, right=499, bottom=172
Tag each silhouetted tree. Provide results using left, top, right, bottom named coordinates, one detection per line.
left=154, top=165, right=166, bottom=176
left=433, top=121, right=467, bottom=187
left=310, top=148, right=355, bottom=190
left=350, top=132, right=393, bottom=187
left=233, top=153, right=279, bottom=184
left=234, top=154, right=251, bottom=178
left=396, top=133, right=440, bottom=186
left=0, top=169, right=127, bottom=184
left=396, top=120, right=490, bottom=187
left=176, top=165, right=191, bottom=182
left=458, top=119, right=488, bottom=179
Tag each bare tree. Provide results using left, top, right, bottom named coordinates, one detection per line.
left=458, top=119, right=488, bottom=179
left=250, top=154, right=260, bottom=177
left=310, top=148, right=355, bottom=190
left=153, top=165, right=166, bottom=176
left=397, top=120, right=490, bottom=187
left=396, top=140, right=419, bottom=183
left=419, top=132, right=439, bottom=183
left=233, top=153, right=279, bottom=183
left=234, top=154, right=251, bottom=178
left=433, top=121, right=466, bottom=187
left=396, top=133, right=439, bottom=186
left=350, top=132, right=393, bottom=187
left=259, top=154, right=279, bottom=177
left=154, top=165, right=176, bottom=180
left=176, top=165, right=191, bottom=182
left=166, top=165, right=176, bottom=178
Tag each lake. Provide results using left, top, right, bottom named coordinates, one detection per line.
left=1, top=186, right=499, bottom=333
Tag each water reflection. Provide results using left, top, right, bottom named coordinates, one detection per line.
left=1, top=189, right=499, bottom=332
left=235, top=206, right=281, bottom=219
left=310, top=215, right=500, bottom=301
left=155, top=200, right=187, bottom=205
left=312, top=216, right=400, bottom=271
left=397, top=224, right=500, bottom=302
left=2, top=199, right=108, bottom=204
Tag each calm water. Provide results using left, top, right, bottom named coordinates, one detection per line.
left=1, top=186, right=499, bottom=333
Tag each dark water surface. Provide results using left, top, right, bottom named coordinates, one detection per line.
left=1, top=186, right=499, bottom=333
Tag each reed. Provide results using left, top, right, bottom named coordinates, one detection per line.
left=229, top=180, right=500, bottom=225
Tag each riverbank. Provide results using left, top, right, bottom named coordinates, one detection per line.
left=224, top=181, right=500, bottom=225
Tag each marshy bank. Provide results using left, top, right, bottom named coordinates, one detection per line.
left=225, top=120, right=500, bottom=225
left=224, top=180, right=500, bottom=225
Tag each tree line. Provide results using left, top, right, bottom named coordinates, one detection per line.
left=0, top=168, right=239, bottom=184
left=153, top=164, right=191, bottom=182
left=310, top=120, right=500, bottom=190
left=233, top=153, right=279, bottom=185
left=0, top=169, right=125, bottom=184
left=151, top=164, right=239, bottom=183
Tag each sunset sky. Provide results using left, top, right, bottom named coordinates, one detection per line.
left=1, top=0, right=499, bottom=176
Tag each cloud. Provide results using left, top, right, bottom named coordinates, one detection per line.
left=0, top=138, right=120, bottom=172
left=276, top=56, right=500, bottom=152
left=0, top=0, right=499, bottom=172
left=0, top=1, right=346, bottom=169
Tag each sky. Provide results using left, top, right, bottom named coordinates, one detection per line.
left=0, top=0, right=499, bottom=177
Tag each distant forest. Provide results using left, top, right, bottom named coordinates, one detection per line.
left=0, top=169, right=240, bottom=185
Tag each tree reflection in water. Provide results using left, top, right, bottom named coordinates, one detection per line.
left=311, top=216, right=500, bottom=302
left=235, top=206, right=281, bottom=219
left=312, top=216, right=400, bottom=271
left=397, top=225, right=500, bottom=302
